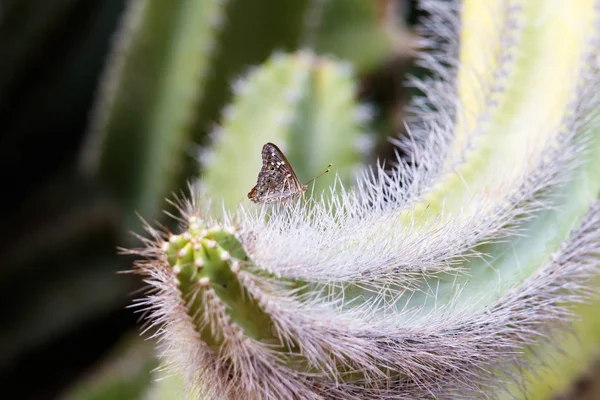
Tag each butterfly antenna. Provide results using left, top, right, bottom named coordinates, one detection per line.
left=305, top=163, right=332, bottom=186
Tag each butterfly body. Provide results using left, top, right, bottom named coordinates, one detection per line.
left=248, top=143, right=307, bottom=204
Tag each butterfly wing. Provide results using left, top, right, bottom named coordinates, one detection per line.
left=262, top=143, right=303, bottom=189
left=247, top=186, right=258, bottom=199
left=247, top=143, right=306, bottom=203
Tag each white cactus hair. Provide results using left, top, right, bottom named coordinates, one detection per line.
left=131, top=0, right=600, bottom=398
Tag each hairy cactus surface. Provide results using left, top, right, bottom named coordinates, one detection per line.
left=127, top=0, right=600, bottom=398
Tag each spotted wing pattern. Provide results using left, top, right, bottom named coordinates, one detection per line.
left=248, top=143, right=307, bottom=204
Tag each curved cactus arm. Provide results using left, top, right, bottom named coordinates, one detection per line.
left=132, top=198, right=600, bottom=399
left=130, top=0, right=600, bottom=398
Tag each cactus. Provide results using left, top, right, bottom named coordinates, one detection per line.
left=81, top=0, right=228, bottom=229
left=126, top=0, right=600, bottom=398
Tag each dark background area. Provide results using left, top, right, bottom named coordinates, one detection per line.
left=0, top=2, right=135, bottom=398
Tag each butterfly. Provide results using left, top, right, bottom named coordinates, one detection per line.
left=248, top=142, right=330, bottom=204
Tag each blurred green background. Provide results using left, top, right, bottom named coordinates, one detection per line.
left=0, top=1, right=417, bottom=398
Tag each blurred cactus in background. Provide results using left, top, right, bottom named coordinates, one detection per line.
left=2, top=0, right=600, bottom=399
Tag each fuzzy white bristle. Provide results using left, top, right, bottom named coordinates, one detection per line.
left=199, top=277, right=211, bottom=287
left=220, top=251, right=231, bottom=262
